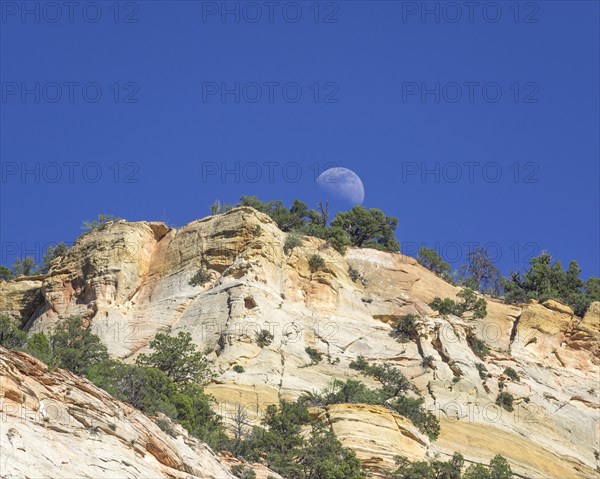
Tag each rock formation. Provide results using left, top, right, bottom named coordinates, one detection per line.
left=1, top=207, right=598, bottom=478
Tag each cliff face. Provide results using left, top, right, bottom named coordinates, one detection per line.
left=1, top=207, right=599, bottom=478
left=0, top=346, right=283, bottom=479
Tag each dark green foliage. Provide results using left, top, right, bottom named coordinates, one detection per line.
left=305, top=347, right=323, bottom=364
left=26, top=332, right=52, bottom=363
left=467, top=336, right=490, bottom=360
left=496, top=392, right=514, bottom=412
left=241, top=401, right=365, bottom=479
left=430, top=289, right=487, bottom=319
left=362, top=363, right=413, bottom=398
left=349, top=356, right=369, bottom=371
left=231, top=465, right=256, bottom=479
left=389, top=453, right=513, bottom=479
left=49, top=316, right=109, bottom=375
left=12, top=257, right=37, bottom=277
left=459, top=247, right=502, bottom=295
left=418, top=247, right=451, bottom=278
left=189, top=268, right=211, bottom=286
left=233, top=364, right=245, bottom=373
left=0, top=316, right=27, bottom=349
left=456, top=289, right=487, bottom=319
left=284, top=233, right=303, bottom=254
left=86, top=360, right=226, bottom=448
left=503, top=367, right=519, bottom=382
left=421, top=355, right=435, bottom=369
left=331, top=206, right=399, bottom=252
left=303, top=379, right=382, bottom=407
left=256, top=329, right=274, bottom=348
left=390, top=396, right=440, bottom=440
left=297, top=223, right=351, bottom=254
left=502, top=253, right=599, bottom=316
left=348, top=266, right=363, bottom=283
left=215, top=197, right=398, bottom=255
left=429, top=297, right=459, bottom=316
left=476, top=363, right=488, bottom=380
left=0, top=266, right=13, bottom=280
left=136, top=332, right=212, bottom=384
left=82, top=214, right=122, bottom=232
left=390, top=315, right=419, bottom=343
left=40, top=243, right=69, bottom=274
left=308, top=254, right=326, bottom=273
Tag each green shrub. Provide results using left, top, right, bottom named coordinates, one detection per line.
left=467, top=336, right=490, bottom=360
left=349, top=356, right=369, bottom=371
left=390, top=396, right=440, bottom=440
left=82, top=214, right=122, bottom=232
left=308, top=254, right=326, bottom=273
left=40, top=243, right=69, bottom=274
left=284, top=233, right=303, bottom=254
left=0, top=316, right=27, bottom=349
left=189, top=268, right=211, bottom=286
left=233, top=364, right=245, bottom=373
left=496, top=392, right=514, bottom=412
left=49, top=316, right=109, bottom=375
left=305, top=347, right=323, bottom=365
left=331, top=206, right=399, bottom=252
left=303, top=379, right=382, bottom=407
left=0, top=265, right=13, bottom=280
left=502, top=253, right=599, bottom=316
left=390, top=315, right=419, bottom=343
left=12, top=257, right=37, bottom=277
left=348, top=266, right=363, bottom=283
left=430, top=289, right=486, bottom=319
left=156, top=418, right=177, bottom=437
left=136, top=332, right=212, bottom=384
left=503, top=367, right=519, bottom=382
left=417, top=247, right=451, bottom=277
left=26, top=332, right=52, bottom=363
left=475, top=363, right=488, bottom=380
left=256, top=329, right=274, bottom=348
left=421, top=355, right=435, bottom=369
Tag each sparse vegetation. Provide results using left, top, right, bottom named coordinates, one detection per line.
left=430, top=288, right=487, bottom=319
left=390, top=315, right=419, bottom=343
left=40, top=243, right=69, bottom=274
left=82, top=214, right=122, bottom=232
left=12, top=257, right=37, bottom=277
left=388, top=453, right=513, bottom=479
left=0, top=316, right=27, bottom=349
left=305, top=347, right=323, bottom=365
left=496, top=392, right=514, bottom=412
left=418, top=247, right=451, bottom=278
left=284, top=233, right=303, bottom=254
left=502, top=253, right=599, bottom=317
left=459, top=246, right=502, bottom=296
left=256, top=329, right=274, bottom=348
left=421, top=355, right=435, bottom=369
left=231, top=464, right=256, bottom=479
left=233, top=364, right=245, bottom=373
left=467, top=335, right=490, bottom=360
left=503, top=367, right=519, bottom=382
left=476, top=363, right=488, bottom=380
left=189, top=267, right=211, bottom=286
left=308, top=254, right=326, bottom=273
left=348, top=265, right=364, bottom=283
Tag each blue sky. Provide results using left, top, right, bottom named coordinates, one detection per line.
left=1, top=1, right=598, bottom=278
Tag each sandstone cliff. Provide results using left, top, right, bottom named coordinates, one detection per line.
left=1, top=207, right=599, bottom=478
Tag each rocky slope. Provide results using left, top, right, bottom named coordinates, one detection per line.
left=0, top=346, right=281, bottom=479
left=1, top=207, right=599, bottom=478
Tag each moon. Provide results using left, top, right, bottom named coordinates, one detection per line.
left=317, top=167, right=365, bottom=206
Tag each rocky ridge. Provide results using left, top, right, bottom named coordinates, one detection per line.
left=1, top=207, right=599, bottom=478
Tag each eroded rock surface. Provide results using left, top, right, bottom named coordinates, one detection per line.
left=1, top=207, right=598, bottom=478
